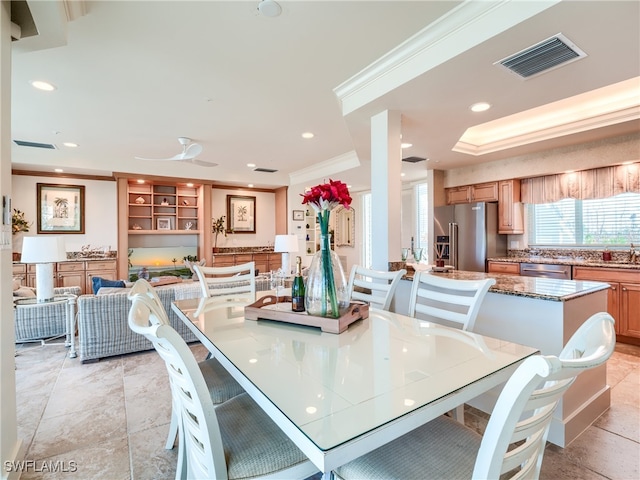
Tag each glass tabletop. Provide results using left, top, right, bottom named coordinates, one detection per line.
left=174, top=297, right=538, bottom=452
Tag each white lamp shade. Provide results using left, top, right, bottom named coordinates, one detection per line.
left=21, top=236, right=68, bottom=263
left=274, top=234, right=299, bottom=253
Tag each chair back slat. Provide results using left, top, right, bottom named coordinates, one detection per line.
left=193, top=262, right=256, bottom=303
left=128, top=296, right=229, bottom=479
left=347, top=266, right=406, bottom=311
left=473, top=312, right=616, bottom=479
left=408, top=272, right=495, bottom=331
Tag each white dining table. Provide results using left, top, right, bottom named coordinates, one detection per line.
left=172, top=298, right=538, bottom=476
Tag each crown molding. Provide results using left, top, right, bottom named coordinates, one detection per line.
left=333, top=0, right=560, bottom=116
left=289, top=151, right=360, bottom=186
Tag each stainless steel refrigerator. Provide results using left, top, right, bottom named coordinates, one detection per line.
left=434, top=202, right=507, bottom=272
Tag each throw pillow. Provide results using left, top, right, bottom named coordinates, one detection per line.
left=92, top=276, right=126, bottom=295
left=13, top=286, right=36, bottom=298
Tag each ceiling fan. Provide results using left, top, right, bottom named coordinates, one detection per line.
left=134, top=137, right=218, bottom=167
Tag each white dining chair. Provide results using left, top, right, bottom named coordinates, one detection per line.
left=347, top=265, right=407, bottom=311
left=333, top=312, right=616, bottom=480
left=128, top=280, right=244, bottom=479
left=408, top=271, right=496, bottom=332
left=192, top=261, right=256, bottom=302
left=128, top=295, right=319, bottom=480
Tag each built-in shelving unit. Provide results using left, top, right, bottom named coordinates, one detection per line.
left=116, top=175, right=213, bottom=279
left=127, top=182, right=200, bottom=233
left=305, top=208, right=317, bottom=255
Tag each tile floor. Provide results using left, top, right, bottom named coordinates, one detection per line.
left=13, top=340, right=640, bottom=479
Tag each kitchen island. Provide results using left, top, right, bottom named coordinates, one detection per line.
left=393, top=269, right=610, bottom=447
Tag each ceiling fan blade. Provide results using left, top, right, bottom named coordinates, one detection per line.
left=184, top=143, right=203, bottom=158
left=187, top=158, right=218, bottom=167
left=134, top=153, right=185, bottom=161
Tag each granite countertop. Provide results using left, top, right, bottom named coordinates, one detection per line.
left=399, top=268, right=609, bottom=302
left=488, top=256, right=640, bottom=270
left=213, top=249, right=275, bottom=256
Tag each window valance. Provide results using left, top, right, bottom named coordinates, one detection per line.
left=521, top=162, right=640, bottom=204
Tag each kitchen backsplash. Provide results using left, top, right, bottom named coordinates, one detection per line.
left=507, top=248, right=634, bottom=264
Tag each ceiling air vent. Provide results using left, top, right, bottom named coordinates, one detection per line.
left=495, top=33, right=587, bottom=79
left=13, top=140, right=57, bottom=149
left=402, top=156, right=426, bottom=163
left=253, top=167, right=278, bottom=173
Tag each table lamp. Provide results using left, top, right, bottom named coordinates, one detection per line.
left=274, top=234, right=299, bottom=275
left=21, top=236, right=68, bottom=303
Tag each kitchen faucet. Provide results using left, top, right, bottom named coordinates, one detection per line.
left=631, top=243, right=639, bottom=263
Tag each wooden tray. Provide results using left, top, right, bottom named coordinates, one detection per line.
left=244, top=295, right=369, bottom=334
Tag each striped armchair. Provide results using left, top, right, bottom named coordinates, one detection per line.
left=14, top=286, right=82, bottom=343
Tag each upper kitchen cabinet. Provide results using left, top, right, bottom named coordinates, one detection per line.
left=446, top=182, right=498, bottom=204
left=498, top=180, right=524, bottom=234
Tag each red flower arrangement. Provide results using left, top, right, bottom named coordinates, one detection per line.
left=301, top=179, right=352, bottom=318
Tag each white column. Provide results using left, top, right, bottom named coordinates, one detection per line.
left=370, top=110, right=402, bottom=271
left=1, top=0, right=21, bottom=470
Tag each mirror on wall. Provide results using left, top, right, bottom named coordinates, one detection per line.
left=334, top=206, right=355, bottom=247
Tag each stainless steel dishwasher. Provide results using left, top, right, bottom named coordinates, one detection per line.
left=519, top=262, right=572, bottom=279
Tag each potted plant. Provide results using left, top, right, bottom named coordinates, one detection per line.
left=212, top=215, right=226, bottom=252
left=12, top=208, right=32, bottom=261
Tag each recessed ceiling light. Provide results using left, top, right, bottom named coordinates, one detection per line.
left=302, top=132, right=314, bottom=139
left=247, top=163, right=256, bottom=168
left=136, top=179, right=145, bottom=184
left=248, top=184, right=254, bottom=188
left=54, top=168, right=63, bottom=173
left=186, top=183, right=193, bottom=187
left=470, top=102, right=491, bottom=112
left=63, top=142, right=78, bottom=148
left=401, top=143, right=412, bottom=149
left=257, top=0, right=282, bottom=17
left=400, top=173, right=406, bottom=177
left=30, top=80, right=56, bottom=91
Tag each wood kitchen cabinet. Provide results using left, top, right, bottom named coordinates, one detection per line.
left=85, top=260, right=118, bottom=292
left=57, top=261, right=87, bottom=291
left=15, top=259, right=119, bottom=295
left=573, top=266, right=640, bottom=345
left=212, top=252, right=282, bottom=274
left=498, top=180, right=524, bottom=234
left=446, top=182, right=498, bottom=205
left=487, top=261, right=520, bottom=275
left=12, top=263, right=27, bottom=286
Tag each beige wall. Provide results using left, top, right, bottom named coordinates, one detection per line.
left=211, top=187, right=276, bottom=248
left=11, top=175, right=118, bottom=255
left=443, top=132, right=640, bottom=188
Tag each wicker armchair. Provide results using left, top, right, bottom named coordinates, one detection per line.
left=14, top=286, right=82, bottom=343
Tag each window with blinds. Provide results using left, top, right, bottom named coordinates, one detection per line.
left=527, top=192, right=640, bottom=246
left=416, top=183, right=429, bottom=257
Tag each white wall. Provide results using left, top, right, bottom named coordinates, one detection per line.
left=11, top=175, right=117, bottom=255
left=211, top=188, right=276, bottom=248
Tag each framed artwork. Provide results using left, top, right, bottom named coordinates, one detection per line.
left=227, top=195, right=256, bottom=233
left=292, top=210, right=305, bottom=221
left=156, top=217, right=172, bottom=230
left=37, top=183, right=85, bottom=234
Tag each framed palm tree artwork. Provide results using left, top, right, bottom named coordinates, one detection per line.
left=227, top=195, right=255, bottom=233
left=37, top=183, right=85, bottom=234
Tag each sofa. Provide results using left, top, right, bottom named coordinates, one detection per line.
left=77, top=282, right=204, bottom=363
left=14, top=286, right=83, bottom=343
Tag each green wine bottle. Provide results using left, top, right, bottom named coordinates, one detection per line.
left=292, top=256, right=305, bottom=312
